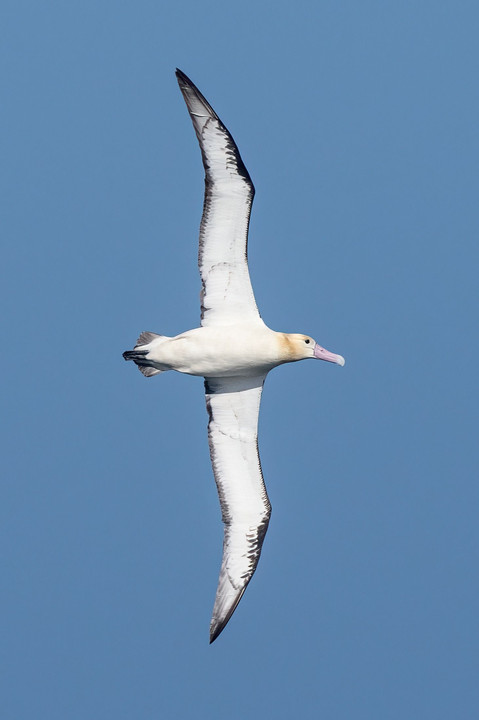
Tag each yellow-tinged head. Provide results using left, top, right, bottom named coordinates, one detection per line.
left=279, top=333, right=345, bottom=366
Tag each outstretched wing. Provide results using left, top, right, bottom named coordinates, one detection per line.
left=204, top=375, right=271, bottom=642
left=176, top=69, right=262, bottom=327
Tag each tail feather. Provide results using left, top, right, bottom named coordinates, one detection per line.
left=137, top=365, right=163, bottom=377
left=122, top=349, right=148, bottom=361
left=123, top=331, right=168, bottom=377
left=135, top=331, right=164, bottom=348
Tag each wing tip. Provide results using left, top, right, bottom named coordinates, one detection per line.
left=175, top=68, right=196, bottom=95
left=175, top=67, right=187, bottom=83
left=209, top=586, right=247, bottom=644
left=209, top=625, right=221, bottom=644
left=175, top=68, right=219, bottom=122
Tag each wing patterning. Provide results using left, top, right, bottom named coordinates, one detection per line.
left=176, top=69, right=261, bottom=327
left=204, top=375, right=271, bottom=642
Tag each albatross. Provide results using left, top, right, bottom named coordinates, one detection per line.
left=123, top=69, right=345, bottom=643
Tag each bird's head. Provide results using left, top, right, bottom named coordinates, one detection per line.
left=279, top=333, right=345, bottom=366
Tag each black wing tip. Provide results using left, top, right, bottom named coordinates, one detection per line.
left=209, top=586, right=248, bottom=644
left=175, top=68, right=189, bottom=83
left=175, top=68, right=219, bottom=119
left=174, top=68, right=199, bottom=95
left=209, top=625, right=222, bottom=644
left=175, top=68, right=197, bottom=96
left=174, top=68, right=255, bottom=192
left=209, top=613, right=234, bottom=644
left=209, top=611, right=230, bottom=644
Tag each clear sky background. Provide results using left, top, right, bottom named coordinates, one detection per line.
left=2, top=1, right=478, bottom=718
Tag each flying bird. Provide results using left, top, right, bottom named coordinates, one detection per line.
left=123, top=69, right=345, bottom=643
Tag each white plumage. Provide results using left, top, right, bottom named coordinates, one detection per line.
left=123, top=69, right=344, bottom=642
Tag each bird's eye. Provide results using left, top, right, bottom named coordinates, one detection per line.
left=305, top=339, right=310, bottom=344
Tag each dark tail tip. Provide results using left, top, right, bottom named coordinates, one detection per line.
left=123, top=349, right=147, bottom=362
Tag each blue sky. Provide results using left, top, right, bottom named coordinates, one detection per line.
left=2, top=1, right=478, bottom=718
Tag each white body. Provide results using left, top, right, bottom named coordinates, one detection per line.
left=142, top=323, right=310, bottom=377
left=123, top=70, right=344, bottom=642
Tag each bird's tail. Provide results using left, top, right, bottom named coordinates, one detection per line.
left=122, top=331, right=168, bottom=378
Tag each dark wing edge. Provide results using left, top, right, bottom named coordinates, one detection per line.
left=205, top=375, right=271, bottom=643
left=209, top=512, right=270, bottom=643
left=175, top=69, right=260, bottom=327
left=175, top=68, right=255, bottom=191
